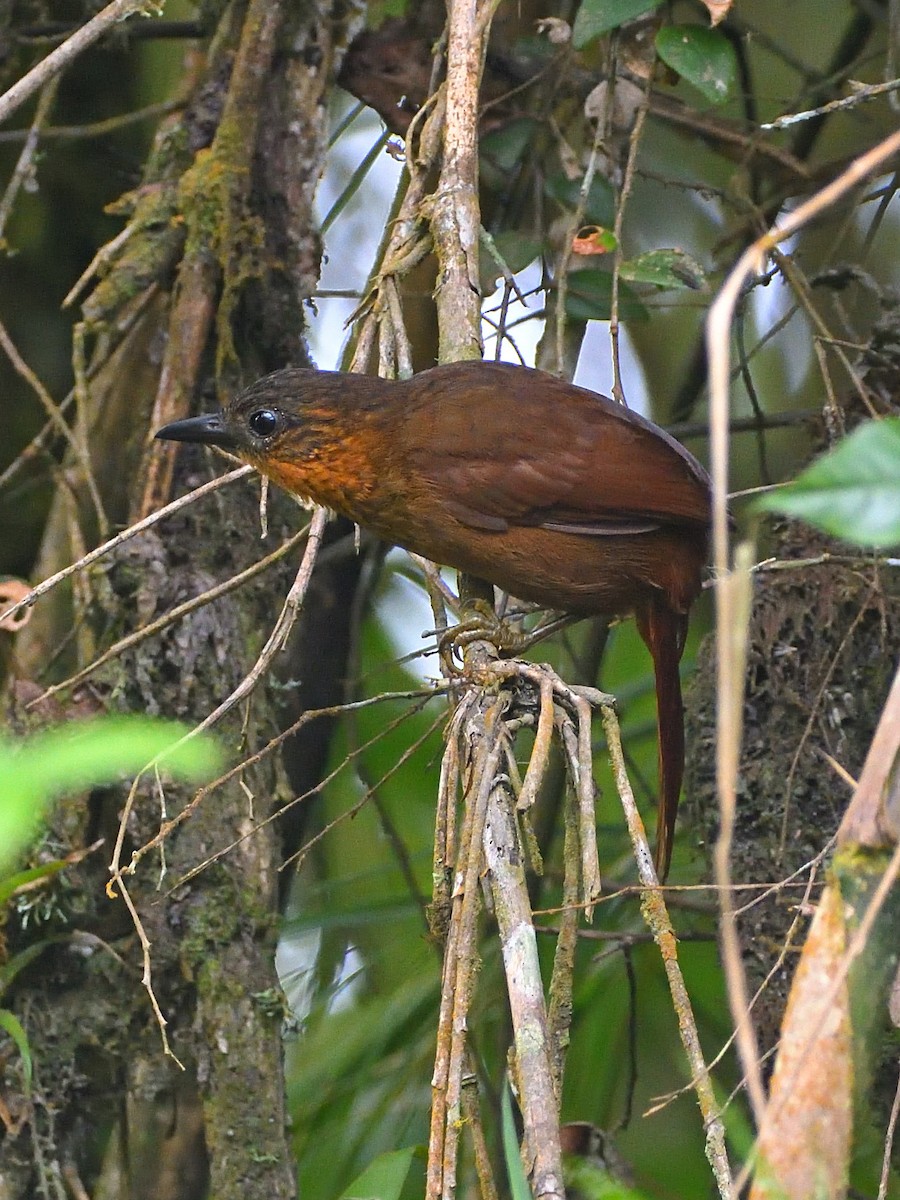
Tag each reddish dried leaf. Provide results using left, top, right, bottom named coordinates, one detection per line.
left=701, top=0, right=732, bottom=24
left=571, top=226, right=617, bottom=256
left=0, top=580, right=31, bottom=632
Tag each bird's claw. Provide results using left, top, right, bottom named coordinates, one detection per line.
left=437, top=600, right=527, bottom=673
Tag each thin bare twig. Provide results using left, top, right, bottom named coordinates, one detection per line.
left=777, top=590, right=874, bottom=862
left=186, top=704, right=448, bottom=888
left=0, top=0, right=165, bottom=127
left=108, top=871, right=184, bottom=1068
left=198, top=508, right=326, bottom=733
left=105, top=503, right=324, bottom=1060
left=878, top=1065, right=900, bottom=1200
left=125, top=691, right=443, bottom=881
left=0, top=314, right=108, bottom=538
left=599, top=705, right=732, bottom=1198
left=0, top=76, right=58, bottom=238
left=553, top=110, right=606, bottom=381
left=762, top=76, right=900, bottom=129
left=609, top=86, right=651, bottom=404
left=0, top=98, right=182, bottom=143
left=0, top=466, right=252, bottom=629
left=27, top=526, right=310, bottom=709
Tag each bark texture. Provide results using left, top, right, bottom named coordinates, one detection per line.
left=1, top=3, right=366, bottom=1197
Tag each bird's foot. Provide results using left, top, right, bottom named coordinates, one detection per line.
left=436, top=599, right=528, bottom=674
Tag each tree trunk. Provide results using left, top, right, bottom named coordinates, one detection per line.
left=1, top=3, right=365, bottom=1197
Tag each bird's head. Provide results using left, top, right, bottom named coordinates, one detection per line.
left=154, top=368, right=386, bottom=511
left=154, top=368, right=355, bottom=466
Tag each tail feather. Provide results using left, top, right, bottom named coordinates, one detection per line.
left=635, top=599, right=688, bottom=880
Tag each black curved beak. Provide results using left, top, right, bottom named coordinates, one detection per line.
left=154, top=411, right=237, bottom=450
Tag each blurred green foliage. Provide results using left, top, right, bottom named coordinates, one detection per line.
left=1, top=714, right=221, bottom=872
left=756, top=418, right=900, bottom=547
left=0, top=713, right=220, bottom=1116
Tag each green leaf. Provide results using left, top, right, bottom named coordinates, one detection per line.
left=544, top=171, right=615, bottom=228
left=0, top=717, right=222, bottom=873
left=562, top=269, right=649, bottom=322
left=366, top=0, right=409, bottom=20
left=619, top=247, right=706, bottom=290
left=0, top=859, right=71, bottom=908
left=573, top=0, right=664, bottom=47
left=501, top=1082, right=531, bottom=1200
left=0, top=1009, right=33, bottom=1093
left=655, top=25, right=738, bottom=106
left=337, top=1146, right=417, bottom=1200
left=480, top=118, right=541, bottom=175
left=755, top=419, right=900, bottom=547
left=564, top=1154, right=653, bottom=1199
left=0, top=938, right=66, bottom=997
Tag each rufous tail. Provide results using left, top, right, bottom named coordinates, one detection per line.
left=635, top=598, right=688, bottom=880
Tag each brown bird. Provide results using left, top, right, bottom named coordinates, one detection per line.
left=156, top=361, right=711, bottom=876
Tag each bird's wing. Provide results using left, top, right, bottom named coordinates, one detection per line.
left=402, top=363, right=710, bottom=536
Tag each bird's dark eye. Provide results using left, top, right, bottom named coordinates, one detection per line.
left=248, top=408, right=279, bottom=438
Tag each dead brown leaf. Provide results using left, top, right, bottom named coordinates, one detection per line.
left=0, top=579, right=31, bottom=631
left=701, top=0, right=732, bottom=25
